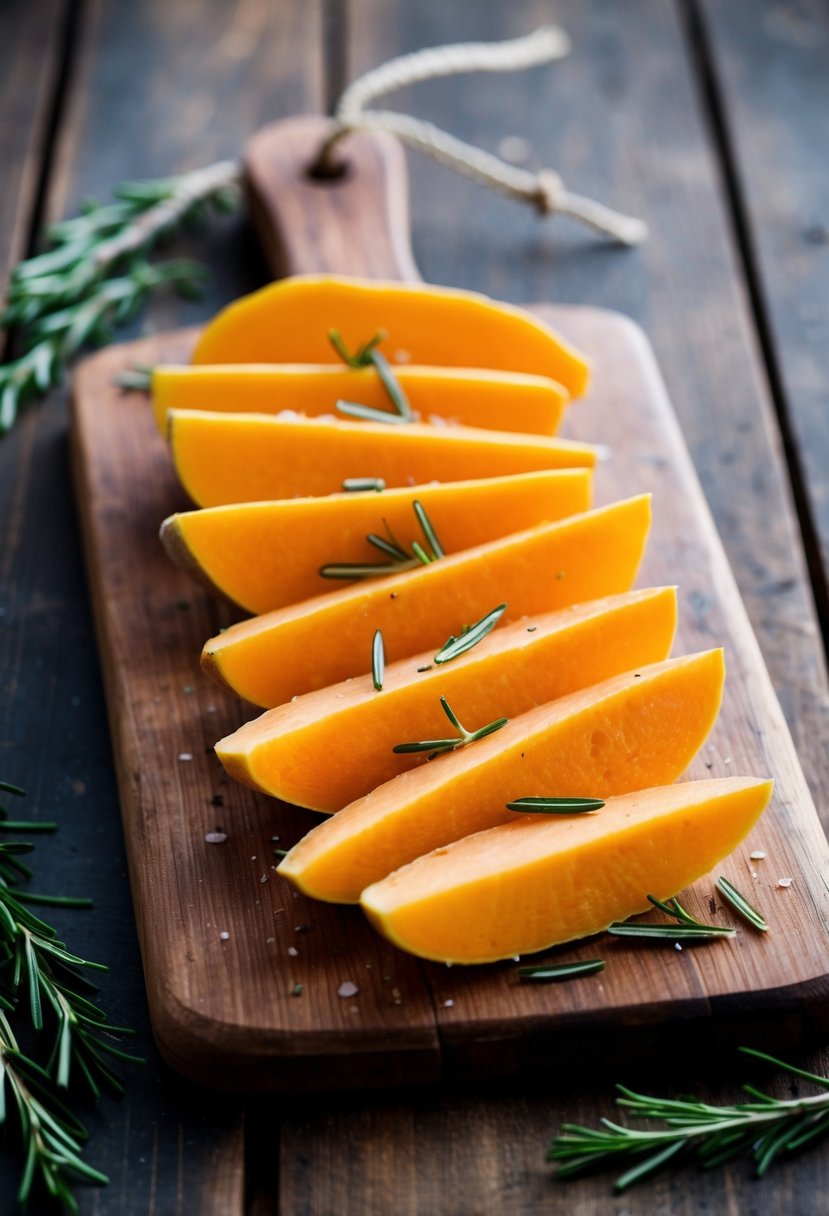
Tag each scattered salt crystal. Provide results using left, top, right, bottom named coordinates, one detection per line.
left=778, top=877, right=793, bottom=888
left=751, top=870, right=758, bottom=879
left=595, top=443, right=613, bottom=462
left=266, top=937, right=275, bottom=944
left=178, top=752, right=193, bottom=762
left=219, top=931, right=230, bottom=941
left=260, top=874, right=269, bottom=884
left=291, top=695, right=299, bottom=702
left=395, top=349, right=411, bottom=363
left=443, top=999, right=454, bottom=1008
left=288, top=946, right=298, bottom=957
left=750, top=850, right=766, bottom=860
left=204, top=831, right=227, bottom=844
left=271, top=836, right=280, bottom=842
left=338, top=981, right=359, bottom=998
left=723, top=756, right=734, bottom=766
left=206, top=705, right=217, bottom=714
left=674, top=943, right=682, bottom=952
left=513, top=956, right=520, bottom=962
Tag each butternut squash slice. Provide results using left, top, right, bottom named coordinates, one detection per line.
left=217, top=587, right=677, bottom=811
left=277, top=650, right=726, bottom=904
left=202, top=495, right=651, bottom=708
left=152, top=364, right=569, bottom=436
left=160, top=469, right=592, bottom=615
left=360, top=777, right=773, bottom=963
left=190, top=274, right=590, bottom=398
left=168, top=410, right=597, bottom=508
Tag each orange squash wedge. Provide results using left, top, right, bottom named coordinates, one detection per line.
left=160, top=469, right=592, bottom=614
left=216, top=587, right=678, bottom=811
left=360, top=777, right=773, bottom=963
left=190, top=275, right=590, bottom=398
left=152, top=364, right=569, bottom=436
left=168, top=410, right=597, bottom=508
left=202, top=495, right=652, bottom=708
left=277, top=649, right=726, bottom=904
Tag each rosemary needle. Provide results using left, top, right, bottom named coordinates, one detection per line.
left=433, top=603, right=507, bottom=665
left=519, top=960, right=605, bottom=982
left=320, top=500, right=446, bottom=580
left=329, top=329, right=414, bottom=421
left=506, top=797, right=605, bottom=815
left=372, top=629, right=385, bottom=692
left=716, top=876, right=769, bottom=932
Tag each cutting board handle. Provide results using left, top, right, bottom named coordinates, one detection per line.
left=245, top=115, right=421, bottom=283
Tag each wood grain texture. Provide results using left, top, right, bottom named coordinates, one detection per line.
left=0, top=0, right=67, bottom=295
left=698, top=0, right=829, bottom=663
left=1, top=0, right=324, bottom=1210
left=71, top=121, right=829, bottom=1091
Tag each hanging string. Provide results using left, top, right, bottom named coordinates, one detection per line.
left=312, top=27, right=647, bottom=247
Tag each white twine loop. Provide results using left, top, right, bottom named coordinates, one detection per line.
left=314, top=27, right=647, bottom=247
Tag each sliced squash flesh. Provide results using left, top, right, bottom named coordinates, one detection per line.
left=278, top=650, right=726, bottom=903
left=360, top=777, right=773, bottom=963
left=168, top=410, right=596, bottom=508
left=190, top=274, right=590, bottom=398
left=152, top=364, right=569, bottom=436
left=202, top=496, right=651, bottom=708
left=160, top=469, right=592, bottom=614
left=217, top=587, right=677, bottom=811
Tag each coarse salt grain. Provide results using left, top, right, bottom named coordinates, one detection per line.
left=778, top=877, right=793, bottom=888
left=443, top=999, right=454, bottom=1008
left=204, top=831, right=227, bottom=844
left=750, top=850, right=766, bottom=860
left=219, top=931, right=230, bottom=941
left=178, top=752, right=193, bottom=762
left=338, top=981, right=358, bottom=998
left=287, top=946, right=298, bottom=957
left=674, top=943, right=682, bottom=951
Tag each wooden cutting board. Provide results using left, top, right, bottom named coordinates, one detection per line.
left=71, top=116, right=829, bottom=1092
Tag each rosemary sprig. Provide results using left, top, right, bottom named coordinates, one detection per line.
left=1, top=161, right=240, bottom=433
left=0, top=781, right=141, bottom=1209
left=549, top=1047, right=829, bottom=1191
left=392, top=695, right=508, bottom=761
left=372, top=629, right=385, bottom=692
left=506, top=797, right=605, bottom=815
left=519, top=960, right=605, bottom=982
left=607, top=891, right=736, bottom=942
left=0, top=1007, right=108, bottom=1212
left=320, top=499, right=446, bottom=580
left=329, top=329, right=414, bottom=422
left=716, top=876, right=769, bottom=932
left=433, top=603, right=507, bottom=665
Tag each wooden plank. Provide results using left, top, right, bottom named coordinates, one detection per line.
left=0, top=0, right=67, bottom=293
left=697, top=0, right=829, bottom=751
left=70, top=119, right=829, bottom=1097
left=0, top=0, right=325, bottom=1210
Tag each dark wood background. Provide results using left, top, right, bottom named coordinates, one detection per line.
left=1, top=0, right=828, bottom=1211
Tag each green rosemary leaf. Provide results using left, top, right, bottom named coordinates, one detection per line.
left=438, top=695, right=464, bottom=734
left=607, top=922, right=736, bottom=940
left=14, top=893, right=93, bottom=908
left=113, top=364, right=153, bottom=391
left=335, top=398, right=410, bottom=425
left=392, top=697, right=508, bottom=757
left=716, top=876, right=769, bottom=932
left=366, top=532, right=409, bottom=561
left=646, top=894, right=730, bottom=933
left=0, top=821, right=58, bottom=832
left=342, top=477, right=386, bottom=492
left=328, top=329, right=384, bottom=367
left=0, top=781, right=26, bottom=797
left=412, top=499, right=445, bottom=558
left=507, top=797, right=605, bottom=815
left=319, top=559, right=418, bottom=580
left=614, top=1139, right=687, bottom=1192
left=434, top=603, right=507, bottom=664
left=372, top=629, right=385, bottom=692
left=518, top=959, right=605, bottom=982
left=371, top=349, right=413, bottom=420
left=738, top=1046, right=829, bottom=1091
left=410, top=540, right=434, bottom=566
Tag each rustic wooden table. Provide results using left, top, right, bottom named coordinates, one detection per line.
left=2, top=1, right=828, bottom=1212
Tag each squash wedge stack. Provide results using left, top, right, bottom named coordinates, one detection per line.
left=216, top=588, right=678, bottom=811
left=361, top=778, right=774, bottom=964
left=277, top=650, right=726, bottom=903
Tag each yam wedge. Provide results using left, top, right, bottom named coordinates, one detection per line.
left=168, top=410, right=596, bottom=508
left=190, top=274, right=590, bottom=398
left=160, top=469, right=592, bottom=614
left=152, top=364, right=569, bottom=436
